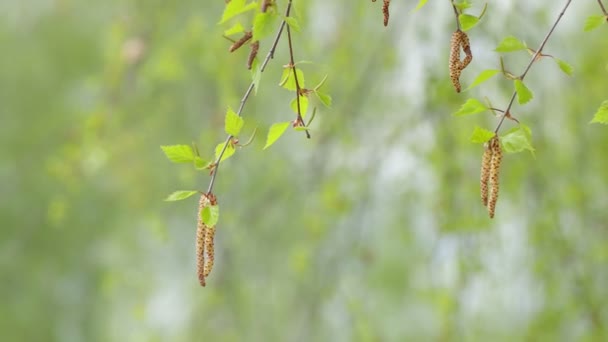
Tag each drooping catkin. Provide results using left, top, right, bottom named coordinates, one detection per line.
left=382, top=0, right=391, bottom=27
left=229, top=31, right=253, bottom=53
left=449, top=30, right=473, bottom=92
left=203, top=226, right=216, bottom=278
left=480, top=141, right=493, bottom=207
left=247, top=41, right=259, bottom=70
left=196, top=194, right=209, bottom=286
left=488, top=136, right=502, bottom=218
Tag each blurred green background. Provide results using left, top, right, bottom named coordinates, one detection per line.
left=2, top=0, right=608, bottom=341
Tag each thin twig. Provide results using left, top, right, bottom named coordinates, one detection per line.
left=207, top=2, right=293, bottom=194
left=286, top=17, right=311, bottom=139
left=494, top=0, right=572, bottom=133
left=451, top=1, right=461, bottom=31
left=598, top=0, right=608, bottom=16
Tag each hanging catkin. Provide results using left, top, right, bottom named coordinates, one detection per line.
left=203, top=226, right=216, bottom=278
left=229, top=31, right=253, bottom=53
left=449, top=30, right=473, bottom=92
left=247, top=41, right=259, bottom=70
left=480, top=141, right=493, bottom=207
left=488, top=136, right=502, bottom=218
left=196, top=194, right=209, bottom=286
left=382, top=0, right=391, bottom=27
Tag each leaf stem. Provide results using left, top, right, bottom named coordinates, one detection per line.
left=286, top=15, right=311, bottom=139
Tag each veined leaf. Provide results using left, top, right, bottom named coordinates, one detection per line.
left=219, top=0, right=258, bottom=24
left=470, top=126, right=495, bottom=144
left=501, top=125, right=535, bottom=154
left=285, top=17, right=301, bottom=32
left=315, top=91, right=332, bottom=108
left=466, top=69, right=500, bottom=90
left=215, top=142, right=236, bottom=162
left=584, top=15, right=606, bottom=32
left=554, top=58, right=574, bottom=76
left=264, top=122, right=290, bottom=149
left=165, top=190, right=198, bottom=201
left=453, top=98, right=487, bottom=116
left=161, top=145, right=195, bottom=163
left=495, top=36, right=527, bottom=52
left=253, top=12, right=276, bottom=41
left=590, top=100, right=608, bottom=124
left=224, top=22, right=245, bottom=36
left=459, top=14, right=479, bottom=31
left=514, top=80, right=533, bottom=104
left=225, top=108, right=244, bottom=136
left=290, top=95, right=309, bottom=118
left=202, top=205, right=220, bottom=227
left=280, top=68, right=305, bottom=91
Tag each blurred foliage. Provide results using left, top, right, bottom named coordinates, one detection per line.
left=1, top=1, right=608, bottom=341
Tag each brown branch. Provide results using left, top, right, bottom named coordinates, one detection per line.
left=494, top=0, right=572, bottom=133
left=207, top=2, right=293, bottom=195
left=286, top=16, right=311, bottom=139
left=598, top=0, right=608, bottom=16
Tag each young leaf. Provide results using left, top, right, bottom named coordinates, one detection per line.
left=466, top=69, right=500, bottom=90
left=290, top=95, right=309, bottom=118
left=459, top=14, right=479, bottom=31
left=453, top=98, right=487, bottom=116
left=165, top=190, right=198, bottom=202
left=315, top=91, right=332, bottom=108
left=201, top=204, right=220, bottom=227
left=470, top=126, right=495, bottom=144
left=501, top=125, right=535, bottom=154
left=590, top=100, right=608, bottom=124
left=161, top=145, right=195, bottom=163
left=285, top=17, right=301, bottom=32
left=194, top=156, right=211, bottom=170
left=281, top=68, right=305, bottom=91
left=554, top=58, right=574, bottom=76
left=264, top=122, right=291, bottom=149
left=514, top=80, right=533, bottom=104
left=224, top=22, right=245, bottom=36
left=225, top=108, right=244, bottom=136
left=583, top=15, right=606, bottom=32
left=253, top=12, right=276, bottom=41
left=495, top=36, right=527, bottom=52
left=219, top=0, right=258, bottom=24
left=414, top=0, right=428, bottom=11
left=215, top=142, right=236, bottom=162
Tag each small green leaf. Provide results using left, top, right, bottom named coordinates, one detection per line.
left=194, top=156, right=210, bottom=170
left=470, top=126, right=495, bottom=144
left=280, top=68, right=305, bottom=91
left=414, top=0, right=428, bottom=10
left=215, top=142, right=236, bottom=162
left=253, top=12, right=276, bottom=41
left=453, top=98, right=487, bottom=116
left=459, top=14, right=479, bottom=31
left=219, top=0, right=258, bottom=24
left=165, top=190, right=198, bottom=202
left=161, top=145, right=195, bottom=163
left=590, top=100, right=608, bottom=124
left=554, top=58, right=574, bottom=76
left=453, top=1, right=472, bottom=11
left=514, top=80, right=533, bottom=104
left=501, top=125, right=535, bottom=154
left=495, top=36, right=527, bottom=52
left=264, top=122, right=291, bottom=149
left=201, top=204, right=220, bottom=227
left=315, top=91, right=332, bottom=108
left=584, top=15, right=606, bottom=32
left=225, top=108, right=244, bottom=136
left=290, top=95, right=309, bottom=118
left=224, top=22, right=245, bottom=36
left=466, top=69, right=500, bottom=90
left=285, top=17, right=301, bottom=32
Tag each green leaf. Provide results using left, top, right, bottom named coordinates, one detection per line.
left=514, top=80, right=533, bottom=104
left=193, top=156, right=210, bottom=170
left=215, top=142, right=236, bottom=162
left=201, top=204, right=220, bottom=227
left=161, top=145, right=195, bottom=163
left=250, top=59, right=262, bottom=93
left=584, top=15, right=606, bottom=32
left=224, top=22, right=245, bottom=36
left=290, top=95, right=309, bottom=118
left=264, top=122, right=291, bottom=149
left=453, top=98, right=487, bottom=116
left=590, top=100, right=608, bottom=124
left=554, top=58, right=574, bottom=76
left=459, top=14, right=479, bottom=31
left=470, top=126, right=495, bottom=144
left=285, top=17, right=301, bottom=32
left=219, top=0, right=258, bottom=24
left=315, top=91, right=332, bottom=108
left=465, top=69, right=500, bottom=90
left=225, top=108, right=244, bottom=136
left=414, top=0, right=428, bottom=10
left=165, top=190, right=198, bottom=202
left=501, top=125, right=535, bottom=154
left=280, top=68, right=305, bottom=91
left=495, top=36, right=527, bottom=52
left=453, top=1, right=472, bottom=11
left=253, top=12, right=276, bottom=41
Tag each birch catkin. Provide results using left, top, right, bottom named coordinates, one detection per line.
left=196, top=194, right=208, bottom=286
left=247, top=41, right=259, bottom=70
left=229, top=31, right=253, bottom=53
left=449, top=30, right=473, bottom=92
left=203, top=227, right=216, bottom=278
left=382, top=0, right=391, bottom=27
left=488, top=136, right=502, bottom=218
left=480, top=142, right=493, bottom=207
